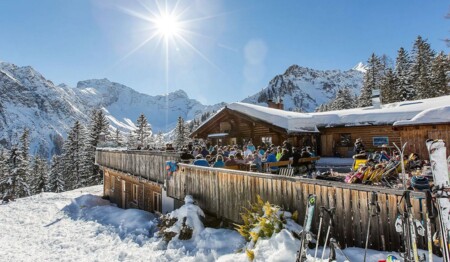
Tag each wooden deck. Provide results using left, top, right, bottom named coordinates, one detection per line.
left=96, top=149, right=437, bottom=253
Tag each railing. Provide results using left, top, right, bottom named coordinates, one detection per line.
left=95, top=149, right=180, bottom=184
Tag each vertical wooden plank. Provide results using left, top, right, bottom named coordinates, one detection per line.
left=334, top=187, right=345, bottom=246
left=327, top=186, right=337, bottom=244
left=378, top=193, right=389, bottom=251
left=388, top=194, right=401, bottom=250
left=343, top=188, right=353, bottom=247
left=351, top=189, right=362, bottom=247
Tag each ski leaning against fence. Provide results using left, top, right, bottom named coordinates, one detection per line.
left=296, top=194, right=317, bottom=262
left=427, top=139, right=450, bottom=260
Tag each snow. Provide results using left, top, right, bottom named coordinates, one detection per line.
left=351, top=62, right=367, bottom=73
left=394, top=105, right=450, bottom=126
left=225, top=95, right=450, bottom=133
left=0, top=185, right=443, bottom=261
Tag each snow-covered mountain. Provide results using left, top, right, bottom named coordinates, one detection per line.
left=0, top=62, right=224, bottom=156
left=243, top=64, right=365, bottom=112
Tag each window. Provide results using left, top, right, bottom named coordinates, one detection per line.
left=373, top=137, right=389, bottom=147
left=338, top=134, right=352, bottom=147
left=132, top=184, right=139, bottom=202
left=261, top=136, right=272, bottom=144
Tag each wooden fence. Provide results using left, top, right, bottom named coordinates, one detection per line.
left=96, top=150, right=437, bottom=253
left=167, top=164, right=436, bottom=252
left=95, top=149, right=179, bottom=184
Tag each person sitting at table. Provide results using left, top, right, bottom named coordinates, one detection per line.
left=193, top=154, right=209, bottom=167
left=252, top=151, right=262, bottom=172
left=275, top=146, right=283, bottom=161
left=180, top=148, right=195, bottom=163
left=278, top=149, right=291, bottom=162
left=213, top=155, right=225, bottom=168
left=265, top=148, right=278, bottom=172
left=225, top=154, right=238, bottom=166
left=243, top=145, right=253, bottom=158
left=235, top=152, right=246, bottom=164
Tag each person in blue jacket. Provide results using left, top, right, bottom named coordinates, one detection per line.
left=213, top=155, right=225, bottom=168
left=193, top=154, right=209, bottom=167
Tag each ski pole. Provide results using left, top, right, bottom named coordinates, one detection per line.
left=425, top=190, right=434, bottom=262
left=364, top=191, right=378, bottom=262
left=314, top=207, right=325, bottom=261
left=321, top=207, right=335, bottom=261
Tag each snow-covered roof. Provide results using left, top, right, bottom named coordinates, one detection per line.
left=393, top=105, right=450, bottom=126
left=227, top=95, right=450, bottom=130
left=227, top=103, right=319, bottom=133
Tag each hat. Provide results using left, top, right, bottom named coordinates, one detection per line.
left=410, top=176, right=430, bottom=191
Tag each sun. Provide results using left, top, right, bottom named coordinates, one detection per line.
left=154, top=13, right=180, bottom=38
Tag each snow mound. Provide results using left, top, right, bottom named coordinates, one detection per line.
left=63, top=194, right=157, bottom=241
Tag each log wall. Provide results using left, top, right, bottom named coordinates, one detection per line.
left=320, top=125, right=401, bottom=157
left=396, top=124, right=450, bottom=160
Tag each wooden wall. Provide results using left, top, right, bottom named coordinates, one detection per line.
left=320, top=125, right=401, bottom=157
left=396, top=124, right=450, bottom=160
left=167, top=164, right=436, bottom=252
left=103, top=168, right=162, bottom=212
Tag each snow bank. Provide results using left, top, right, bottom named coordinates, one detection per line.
left=62, top=194, right=157, bottom=241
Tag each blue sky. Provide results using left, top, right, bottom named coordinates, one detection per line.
left=0, top=1, right=448, bottom=105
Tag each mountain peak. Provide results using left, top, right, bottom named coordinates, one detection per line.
left=352, top=62, right=367, bottom=73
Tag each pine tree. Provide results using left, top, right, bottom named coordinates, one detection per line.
left=174, top=116, right=189, bottom=149
left=0, top=147, right=10, bottom=197
left=359, top=53, right=383, bottom=107
left=134, top=113, right=152, bottom=147
left=113, top=129, right=124, bottom=146
left=430, top=51, right=450, bottom=97
left=30, top=155, right=48, bottom=194
left=62, top=121, right=86, bottom=190
left=83, top=109, right=110, bottom=186
left=47, top=155, right=64, bottom=193
left=380, top=68, right=398, bottom=104
left=0, top=129, right=32, bottom=198
left=331, top=88, right=354, bottom=110
left=411, top=36, right=435, bottom=99
left=394, top=47, right=413, bottom=101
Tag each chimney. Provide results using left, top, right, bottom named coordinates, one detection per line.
left=371, top=89, right=381, bottom=109
left=267, top=97, right=284, bottom=110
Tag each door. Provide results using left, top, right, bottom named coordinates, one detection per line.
left=153, top=192, right=162, bottom=212
left=321, top=134, right=334, bottom=156
left=121, top=180, right=126, bottom=208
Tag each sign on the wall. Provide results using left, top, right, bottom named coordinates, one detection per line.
left=373, top=136, right=389, bottom=146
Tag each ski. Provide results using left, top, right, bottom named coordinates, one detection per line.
left=296, top=194, right=317, bottom=262
left=426, top=139, right=450, bottom=260
left=404, top=191, right=420, bottom=262
left=313, top=207, right=326, bottom=261
left=425, top=190, right=435, bottom=262
left=329, top=237, right=350, bottom=262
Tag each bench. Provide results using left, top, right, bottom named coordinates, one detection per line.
left=263, top=160, right=292, bottom=173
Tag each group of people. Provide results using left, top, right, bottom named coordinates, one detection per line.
left=180, top=140, right=316, bottom=172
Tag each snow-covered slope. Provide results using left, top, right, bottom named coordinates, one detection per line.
left=0, top=185, right=441, bottom=262
left=243, top=64, right=364, bottom=112
left=0, top=62, right=224, bottom=156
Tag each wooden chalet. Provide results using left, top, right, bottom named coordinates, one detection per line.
left=190, top=99, right=320, bottom=151
left=191, top=96, right=450, bottom=159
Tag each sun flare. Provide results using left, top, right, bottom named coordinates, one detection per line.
left=154, top=13, right=180, bottom=38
